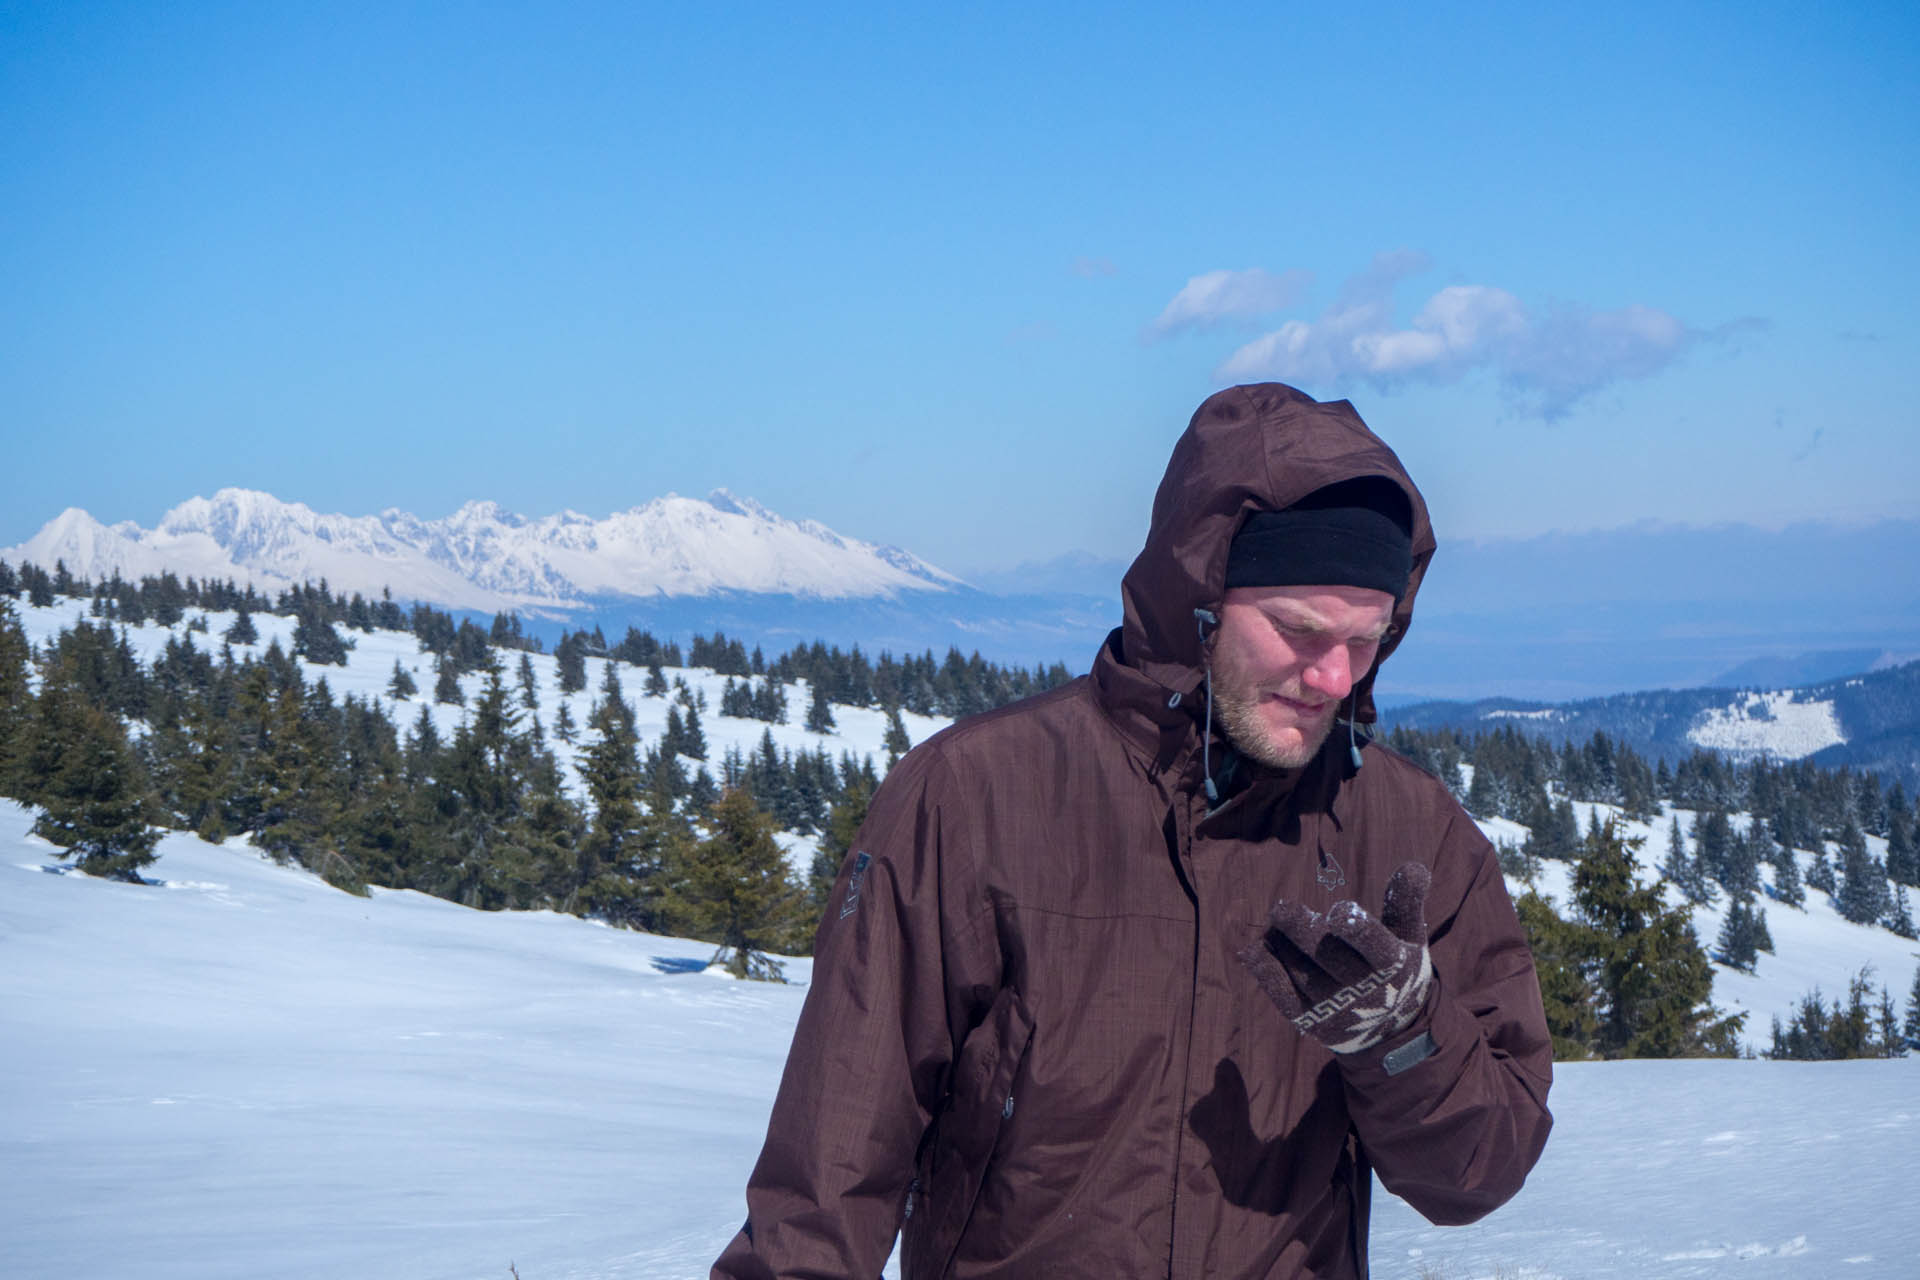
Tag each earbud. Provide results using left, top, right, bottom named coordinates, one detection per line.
left=1348, top=693, right=1364, bottom=771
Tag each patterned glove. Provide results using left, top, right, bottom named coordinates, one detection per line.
left=1239, top=861, right=1433, bottom=1055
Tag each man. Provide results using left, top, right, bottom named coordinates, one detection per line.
left=714, top=383, right=1553, bottom=1279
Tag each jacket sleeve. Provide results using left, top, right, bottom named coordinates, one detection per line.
left=1334, top=805, right=1554, bottom=1226
left=712, top=745, right=999, bottom=1280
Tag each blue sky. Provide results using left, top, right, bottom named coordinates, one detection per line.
left=3, top=1, right=1915, bottom=577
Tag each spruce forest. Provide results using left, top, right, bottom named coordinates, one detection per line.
left=4, top=557, right=1917, bottom=1055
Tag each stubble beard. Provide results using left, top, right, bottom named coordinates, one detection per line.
left=1210, top=672, right=1340, bottom=771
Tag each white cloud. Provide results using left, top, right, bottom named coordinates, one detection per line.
left=1215, top=258, right=1702, bottom=419
left=1146, top=267, right=1312, bottom=340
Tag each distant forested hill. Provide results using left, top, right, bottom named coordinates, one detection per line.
left=1386, top=661, right=1920, bottom=789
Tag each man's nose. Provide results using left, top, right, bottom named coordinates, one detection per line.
left=1303, top=645, right=1353, bottom=698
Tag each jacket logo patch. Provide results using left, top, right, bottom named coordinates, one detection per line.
left=840, top=851, right=872, bottom=919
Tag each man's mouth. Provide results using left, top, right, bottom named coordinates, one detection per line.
left=1266, top=693, right=1331, bottom=716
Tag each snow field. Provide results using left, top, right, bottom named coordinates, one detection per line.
left=1687, top=690, right=1846, bottom=758
left=5, top=805, right=1918, bottom=1279
left=2, top=802, right=807, bottom=1280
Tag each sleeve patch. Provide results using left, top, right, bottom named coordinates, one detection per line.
left=1382, top=1029, right=1438, bottom=1077
left=839, top=851, right=873, bottom=920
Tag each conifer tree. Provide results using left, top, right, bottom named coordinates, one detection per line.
left=555, top=632, right=587, bottom=695
left=670, top=787, right=804, bottom=981
left=664, top=704, right=686, bottom=758
left=883, top=704, right=910, bottom=766
left=0, top=600, right=31, bottom=793
left=1571, top=818, right=1739, bottom=1057
left=1769, top=980, right=1872, bottom=1060
left=1835, top=968, right=1879, bottom=1057
left=753, top=677, right=790, bottom=725
left=1834, top=819, right=1892, bottom=925
left=1714, top=894, right=1763, bottom=972
left=517, top=653, right=540, bottom=713
left=424, top=667, right=574, bottom=910
left=592, top=661, right=634, bottom=737
left=688, top=764, right=719, bottom=813
left=1884, top=884, right=1916, bottom=940
left=1905, top=965, right=1920, bottom=1051
left=1807, top=843, right=1837, bottom=896
left=1769, top=836, right=1805, bottom=907
left=643, top=740, right=691, bottom=807
left=292, top=598, right=350, bottom=666
left=433, top=658, right=464, bottom=707
left=25, top=564, right=54, bottom=607
left=681, top=703, right=708, bottom=761
left=1465, top=760, right=1501, bottom=821
left=1722, top=821, right=1764, bottom=899
left=249, top=675, right=358, bottom=891
left=24, top=685, right=160, bottom=881
left=553, top=699, right=576, bottom=744
left=1874, top=986, right=1904, bottom=1058
left=404, top=701, right=442, bottom=776
left=1513, top=888, right=1600, bottom=1060
left=644, top=660, right=668, bottom=698
left=573, top=676, right=645, bottom=911
left=1884, top=798, right=1917, bottom=887
left=1693, top=809, right=1734, bottom=888
left=1549, top=798, right=1581, bottom=861
left=805, top=681, right=836, bottom=734
left=1659, top=815, right=1711, bottom=904
left=150, top=646, right=236, bottom=842
left=387, top=660, right=418, bottom=701
left=224, top=606, right=259, bottom=645
left=720, top=743, right=748, bottom=791
left=517, top=747, right=583, bottom=906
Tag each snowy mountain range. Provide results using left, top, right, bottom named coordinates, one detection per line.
left=4, top=488, right=963, bottom=615
left=11, top=494, right=1920, bottom=692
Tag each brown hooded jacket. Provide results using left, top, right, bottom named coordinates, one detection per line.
left=713, top=384, right=1554, bottom=1279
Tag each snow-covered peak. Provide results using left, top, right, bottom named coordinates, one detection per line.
left=445, top=499, right=526, bottom=531
left=4, top=488, right=962, bottom=610
left=17, top=508, right=131, bottom=581
left=705, top=487, right=757, bottom=518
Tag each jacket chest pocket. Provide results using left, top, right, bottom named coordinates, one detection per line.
left=903, top=986, right=1035, bottom=1279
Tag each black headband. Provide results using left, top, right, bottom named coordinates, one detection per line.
left=1225, top=477, right=1413, bottom=599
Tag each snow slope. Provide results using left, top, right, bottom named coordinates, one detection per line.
left=4, top=805, right=1918, bottom=1279
left=10, top=597, right=949, bottom=883
left=1, top=803, right=793, bottom=1279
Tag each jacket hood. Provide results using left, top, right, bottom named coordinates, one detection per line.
left=1116, top=383, right=1436, bottom=726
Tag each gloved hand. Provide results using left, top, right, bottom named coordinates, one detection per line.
left=1238, top=861, right=1433, bottom=1055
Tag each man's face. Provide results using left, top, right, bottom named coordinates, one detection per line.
left=1208, top=584, right=1398, bottom=769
